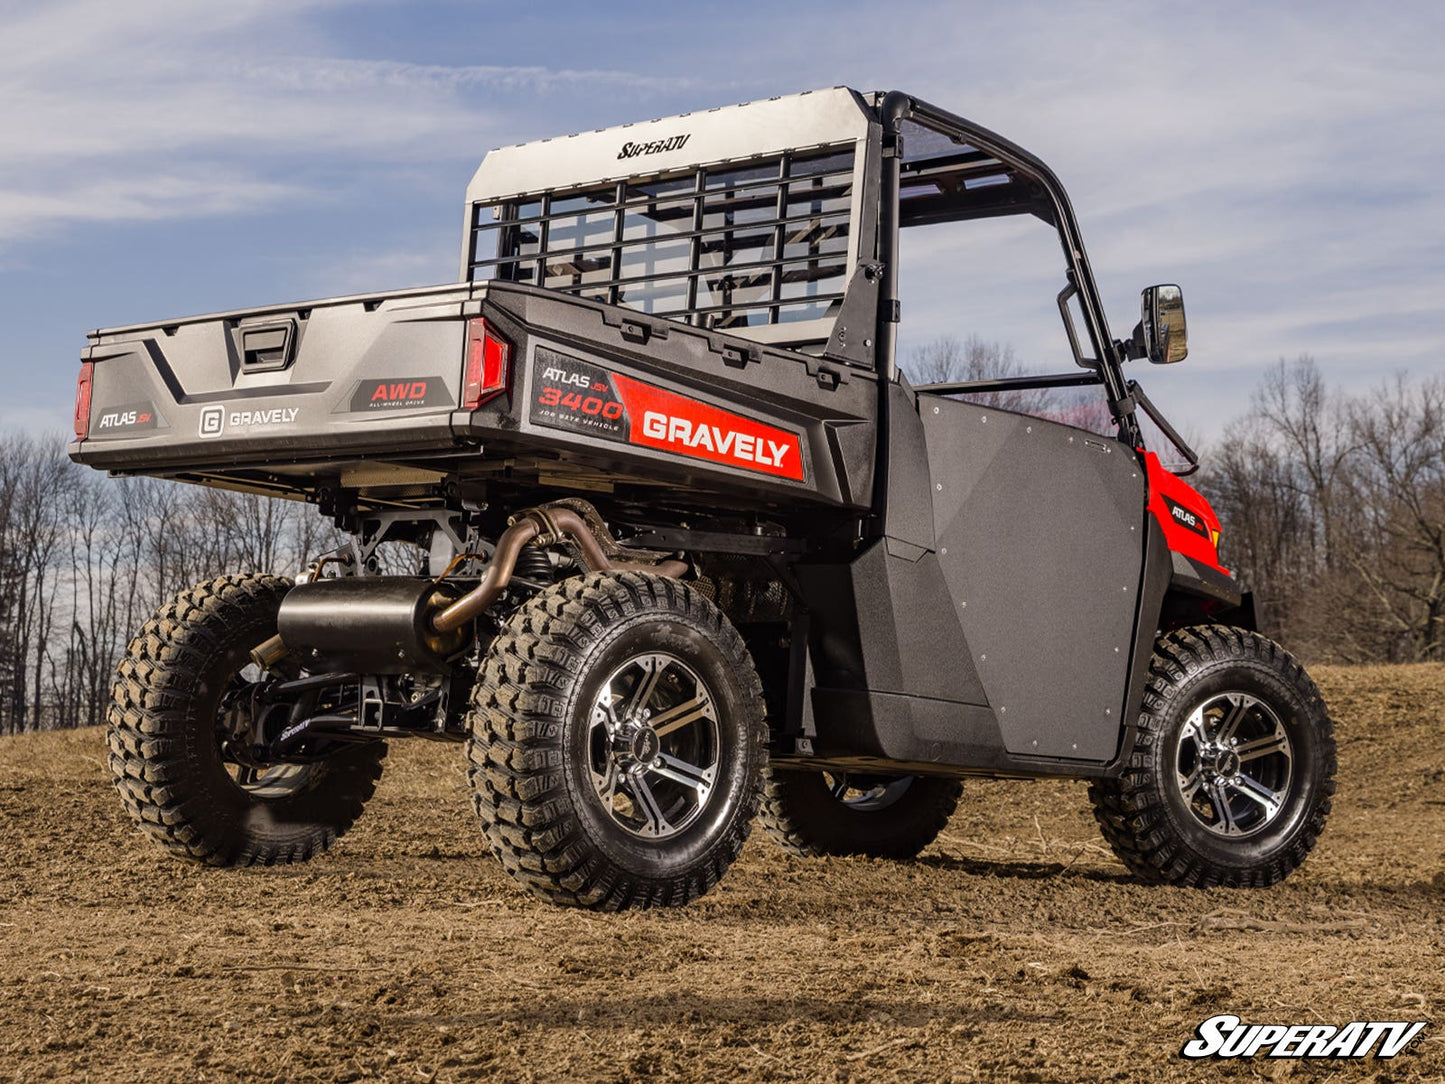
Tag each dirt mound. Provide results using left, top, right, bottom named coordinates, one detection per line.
left=1, top=665, right=1442, bottom=1082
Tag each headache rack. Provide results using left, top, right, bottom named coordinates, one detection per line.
left=468, top=145, right=858, bottom=352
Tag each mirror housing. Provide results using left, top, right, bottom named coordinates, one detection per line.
left=1131, top=284, right=1187, bottom=364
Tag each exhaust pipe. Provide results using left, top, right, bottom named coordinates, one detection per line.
left=252, top=501, right=684, bottom=668
left=429, top=503, right=686, bottom=633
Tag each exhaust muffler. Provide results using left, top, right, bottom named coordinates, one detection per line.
left=275, top=578, right=471, bottom=674
left=251, top=500, right=684, bottom=672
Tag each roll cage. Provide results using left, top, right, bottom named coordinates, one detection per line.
left=461, top=87, right=1192, bottom=463
left=871, top=90, right=1145, bottom=448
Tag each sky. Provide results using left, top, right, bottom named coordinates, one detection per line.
left=1, top=0, right=1440, bottom=445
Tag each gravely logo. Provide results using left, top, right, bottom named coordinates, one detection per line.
left=611, top=373, right=803, bottom=481
left=350, top=376, right=448, bottom=412
left=618, top=134, right=690, bottom=160
left=528, top=350, right=804, bottom=481
left=639, top=409, right=791, bottom=470
left=198, top=404, right=298, bottom=438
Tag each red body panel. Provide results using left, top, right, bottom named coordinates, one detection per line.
left=1143, top=452, right=1228, bottom=574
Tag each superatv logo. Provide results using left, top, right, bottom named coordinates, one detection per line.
left=618, top=134, right=691, bottom=160
left=1182, top=1015, right=1426, bottom=1060
left=641, top=411, right=791, bottom=470
left=198, top=404, right=299, bottom=438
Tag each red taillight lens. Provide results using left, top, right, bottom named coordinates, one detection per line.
left=462, top=318, right=511, bottom=409
left=73, top=361, right=94, bottom=440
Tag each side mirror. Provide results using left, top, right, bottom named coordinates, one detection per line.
left=1133, top=284, right=1188, bottom=364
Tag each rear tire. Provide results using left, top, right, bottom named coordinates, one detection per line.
left=466, top=572, right=767, bottom=910
left=1089, top=626, right=1335, bottom=887
left=760, top=769, right=962, bottom=859
left=107, top=574, right=387, bottom=866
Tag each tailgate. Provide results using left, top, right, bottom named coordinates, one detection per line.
left=69, top=284, right=475, bottom=474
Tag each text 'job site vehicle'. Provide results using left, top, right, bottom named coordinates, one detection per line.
left=72, top=88, right=1335, bottom=908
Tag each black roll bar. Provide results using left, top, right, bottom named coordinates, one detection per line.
left=873, top=91, right=1143, bottom=448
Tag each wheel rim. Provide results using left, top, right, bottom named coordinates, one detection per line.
left=823, top=773, right=914, bottom=811
left=1174, top=690, right=1293, bottom=838
left=587, top=652, right=720, bottom=840
left=216, top=661, right=317, bottom=800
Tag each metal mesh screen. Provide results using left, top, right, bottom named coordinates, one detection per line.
left=468, top=146, right=856, bottom=344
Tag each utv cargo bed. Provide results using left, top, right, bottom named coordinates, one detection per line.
left=73, top=280, right=879, bottom=513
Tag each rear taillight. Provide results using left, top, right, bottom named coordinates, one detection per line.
left=462, top=318, right=511, bottom=409
left=73, top=361, right=94, bottom=440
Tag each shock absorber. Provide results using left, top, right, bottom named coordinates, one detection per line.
left=512, top=544, right=553, bottom=584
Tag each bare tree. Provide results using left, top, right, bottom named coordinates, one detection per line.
left=1204, top=419, right=1324, bottom=650
left=5, top=356, right=1445, bottom=733
left=902, top=334, right=1057, bottom=415
left=0, top=436, right=339, bottom=734
left=903, top=333, right=1119, bottom=435
left=1197, top=360, right=1445, bottom=663
left=1343, top=375, right=1445, bottom=660
left=1250, top=357, right=1356, bottom=571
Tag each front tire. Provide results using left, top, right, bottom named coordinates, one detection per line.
left=760, top=769, right=962, bottom=859
left=107, top=574, right=387, bottom=866
left=1089, top=626, right=1335, bottom=887
left=467, top=572, right=767, bottom=910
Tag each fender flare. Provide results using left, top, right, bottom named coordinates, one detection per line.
left=1164, top=549, right=1255, bottom=630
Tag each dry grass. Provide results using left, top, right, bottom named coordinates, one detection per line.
left=0, top=664, right=1441, bottom=1082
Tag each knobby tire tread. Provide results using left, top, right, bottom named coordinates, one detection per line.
left=466, top=571, right=766, bottom=910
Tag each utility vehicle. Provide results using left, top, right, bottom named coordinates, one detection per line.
left=72, top=88, right=1335, bottom=908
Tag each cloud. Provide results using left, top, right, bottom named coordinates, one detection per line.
left=3, top=0, right=1442, bottom=444
left=296, top=240, right=464, bottom=298
left=0, top=174, right=304, bottom=240
left=0, top=0, right=699, bottom=246
left=235, top=57, right=702, bottom=98
left=839, top=1, right=1445, bottom=432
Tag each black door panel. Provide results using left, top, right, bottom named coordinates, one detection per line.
left=920, top=395, right=1145, bottom=760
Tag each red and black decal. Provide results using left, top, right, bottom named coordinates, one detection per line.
left=530, top=353, right=629, bottom=439
left=1145, top=452, right=1226, bottom=573
left=530, top=349, right=803, bottom=481
left=350, top=376, right=448, bottom=412
left=1162, top=495, right=1211, bottom=541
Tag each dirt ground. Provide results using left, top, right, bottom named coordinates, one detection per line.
left=1, top=664, right=1442, bottom=1083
